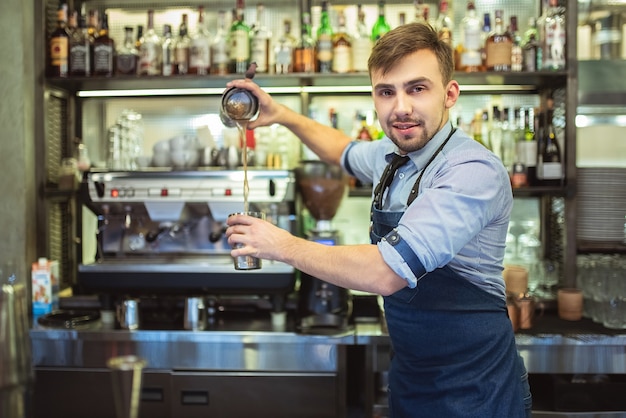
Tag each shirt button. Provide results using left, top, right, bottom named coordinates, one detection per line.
left=398, top=172, right=405, bottom=179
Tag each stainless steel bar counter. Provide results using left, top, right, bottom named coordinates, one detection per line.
left=30, top=312, right=626, bottom=418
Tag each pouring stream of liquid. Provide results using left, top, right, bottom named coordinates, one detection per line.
left=235, top=121, right=249, bottom=213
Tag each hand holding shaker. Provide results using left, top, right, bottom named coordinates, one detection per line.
left=229, top=211, right=265, bottom=270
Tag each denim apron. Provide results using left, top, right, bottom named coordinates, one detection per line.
left=369, top=131, right=531, bottom=418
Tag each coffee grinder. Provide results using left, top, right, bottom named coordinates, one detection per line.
left=295, top=161, right=352, bottom=333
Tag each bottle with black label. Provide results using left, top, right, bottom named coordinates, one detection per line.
left=92, top=13, right=115, bottom=76
left=69, top=14, right=91, bottom=76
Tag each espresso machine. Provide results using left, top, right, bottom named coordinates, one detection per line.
left=74, top=168, right=298, bottom=328
left=295, top=161, right=352, bottom=333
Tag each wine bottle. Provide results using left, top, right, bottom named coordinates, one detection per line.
left=371, top=0, right=391, bottom=42
left=537, top=108, right=563, bottom=186
left=174, top=14, right=191, bottom=75
left=162, top=24, right=174, bottom=76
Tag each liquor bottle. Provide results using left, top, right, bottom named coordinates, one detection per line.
left=174, top=14, right=191, bottom=75
left=479, top=13, right=491, bottom=70
left=458, top=0, right=482, bottom=72
left=352, top=4, right=371, bottom=73
left=69, top=14, right=91, bottom=77
left=228, top=0, right=251, bottom=74
left=516, top=107, right=537, bottom=186
left=190, top=6, right=212, bottom=75
left=414, top=0, right=427, bottom=23
left=509, top=16, right=523, bottom=72
left=274, top=19, right=296, bottom=74
left=332, top=10, right=352, bottom=74
left=293, top=12, right=315, bottom=73
left=471, top=109, right=489, bottom=148
left=501, top=107, right=516, bottom=173
left=522, top=17, right=539, bottom=72
left=316, top=0, right=333, bottom=73
left=371, top=0, right=391, bottom=42
left=489, top=106, right=503, bottom=160
left=435, top=0, right=453, bottom=46
left=48, top=3, right=70, bottom=77
left=162, top=24, right=174, bottom=76
left=115, top=26, right=138, bottom=75
left=92, top=13, right=115, bottom=76
left=485, top=10, right=512, bottom=71
left=537, top=108, right=563, bottom=185
left=138, top=10, right=162, bottom=76
left=86, top=9, right=99, bottom=44
left=398, top=12, right=407, bottom=26
left=135, top=25, right=144, bottom=50
left=250, top=3, right=271, bottom=73
left=67, top=10, right=78, bottom=37
left=211, top=10, right=229, bottom=75
left=538, top=0, right=566, bottom=70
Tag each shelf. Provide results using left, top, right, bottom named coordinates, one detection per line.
left=45, top=71, right=568, bottom=98
left=577, top=240, right=626, bottom=254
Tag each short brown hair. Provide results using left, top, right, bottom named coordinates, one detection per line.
left=368, top=22, right=454, bottom=86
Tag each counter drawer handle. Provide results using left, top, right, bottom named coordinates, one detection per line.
left=141, top=387, right=164, bottom=402
left=181, top=390, right=209, bottom=405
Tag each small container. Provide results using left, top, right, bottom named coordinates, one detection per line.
left=220, top=62, right=259, bottom=128
left=558, top=288, right=584, bottom=321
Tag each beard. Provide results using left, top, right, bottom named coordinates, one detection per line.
left=386, top=110, right=447, bottom=154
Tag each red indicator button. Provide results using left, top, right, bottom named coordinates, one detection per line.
left=225, top=189, right=232, bottom=196
left=111, top=189, right=119, bottom=198
left=161, top=188, right=168, bottom=197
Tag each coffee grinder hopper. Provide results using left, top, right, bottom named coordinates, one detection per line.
left=294, top=160, right=346, bottom=236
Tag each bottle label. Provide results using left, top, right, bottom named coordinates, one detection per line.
left=250, top=38, right=269, bottom=72
left=139, top=44, right=161, bottom=75
left=189, top=40, right=210, bottom=73
left=486, top=42, right=513, bottom=68
left=352, top=38, right=371, bottom=72
left=93, top=44, right=114, bottom=73
left=539, top=161, right=562, bottom=180
left=175, top=47, right=189, bottom=74
left=332, top=45, right=351, bottom=73
left=50, top=37, right=69, bottom=68
left=316, top=35, right=333, bottom=63
left=116, top=53, right=137, bottom=75
left=69, top=44, right=90, bottom=74
left=229, top=30, right=250, bottom=61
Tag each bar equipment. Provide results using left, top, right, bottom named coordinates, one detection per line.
left=294, top=160, right=352, bottom=332
left=76, top=169, right=298, bottom=325
left=107, top=355, right=147, bottom=418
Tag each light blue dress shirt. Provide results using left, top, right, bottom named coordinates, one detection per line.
left=342, top=123, right=513, bottom=300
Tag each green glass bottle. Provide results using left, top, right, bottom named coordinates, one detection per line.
left=228, top=0, right=251, bottom=74
left=316, top=0, right=333, bottom=73
left=371, top=0, right=391, bottom=42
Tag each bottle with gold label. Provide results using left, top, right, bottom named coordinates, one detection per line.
left=293, top=12, right=315, bottom=73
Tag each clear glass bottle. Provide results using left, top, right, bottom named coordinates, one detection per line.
left=92, top=13, right=115, bottom=77
left=538, top=0, right=566, bottom=70
left=352, top=4, right=371, bottom=73
left=490, top=106, right=504, bottom=160
left=138, top=9, right=162, bottom=76
left=485, top=9, right=512, bottom=71
left=211, top=10, right=229, bottom=75
left=371, top=0, right=391, bottom=42
left=69, top=14, right=91, bottom=76
left=332, top=10, right=352, bottom=74
left=316, top=0, right=334, bottom=73
left=250, top=3, right=271, bottom=73
left=174, top=14, right=191, bottom=75
left=228, top=0, right=251, bottom=74
left=435, top=0, right=453, bottom=46
left=293, top=12, right=315, bottom=73
left=190, top=6, right=212, bottom=75
left=479, top=13, right=491, bottom=70
left=522, top=17, right=539, bottom=72
left=458, top=0, right=482, bottom=72
left=115, top=26, right=138, bottom=75
left=274, top=19, right=296, bottom=74
left=162, top=24, right=174, bottom=76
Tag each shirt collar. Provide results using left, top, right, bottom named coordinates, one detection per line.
left=384, top=122, right=454, bottom=170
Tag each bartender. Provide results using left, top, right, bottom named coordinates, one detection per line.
left=226, top=22, right=532, bottom=417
